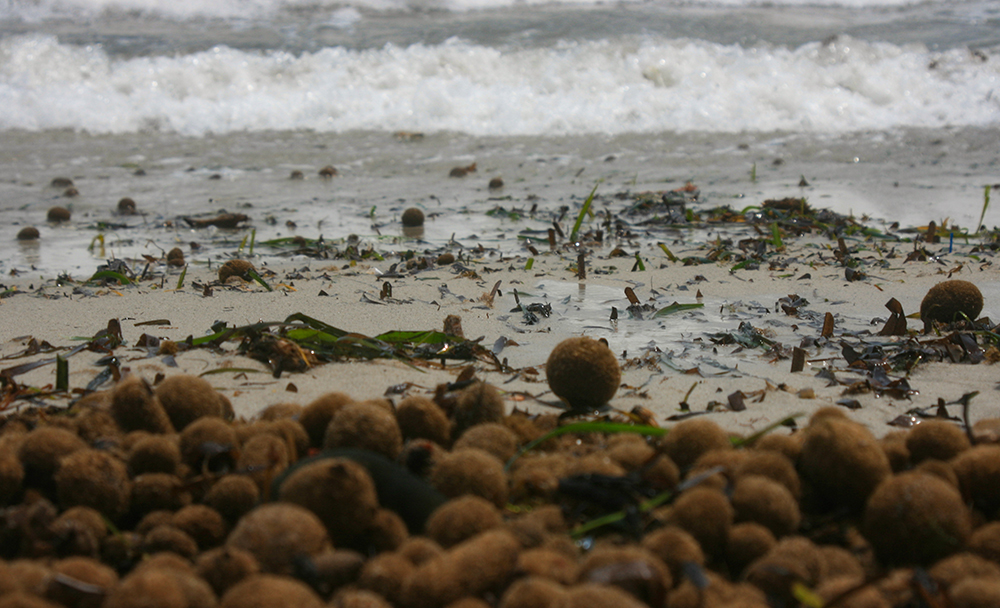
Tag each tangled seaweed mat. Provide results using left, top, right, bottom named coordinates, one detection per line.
left=2, top=372, right=1000, bottom=608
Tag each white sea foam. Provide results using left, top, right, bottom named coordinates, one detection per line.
left=1, top=33, right=997, bottom=136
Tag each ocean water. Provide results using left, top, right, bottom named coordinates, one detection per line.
left=1, top=0, right=998, bottom=275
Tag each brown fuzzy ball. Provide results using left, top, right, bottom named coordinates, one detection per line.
left=498, top=576, right=567, bottom=608
left=864, top=471, right=971, bottom=566
left=257, top=402, right=303, bottom=421
left=0, top=448, right=25, bottom=505
left=429, top=448, right=509, bottom=508
left=220, top=574, right=325, bottom=608
left=117, top=197, right=137, bottom=215
left=734, top=449, right=801, bottom=499
left=401, top=207, right=425, bottom=227
left=155, top=374, right=226, bottom=431
left=515, top=548, right=578, bottom=585
left=731, top=474, right=801, bottom=538
left=47, top=555, right=118, bottom=608
left=928, top=552, right=1000, bottom=588
left=950, top=577, right=1000, bottom=608
left=545, top=337, right=620, bottom=411
left=218, top=259, right=255, bottom=283
left=332, top=589, right=394, bottom=608
left=396, top=396, right=451, bottom=446
left=179, top=417, right=239, bottom=472
left=564, top=584, right=651, bottom=608
left=18, top=426, right=87, bottom=490
left=54, top=448, right=131, bottom=521
left=401, top=529, right=522, bottom=608
left=641, top=526, right=705, bottom=582
left=102, top=568, right=205, bottom=608
left=308, top=549, right=366, bottom=597
left=906, top=420, right=971, bottom=464
left=510, top=452, right=570, bottom=502
left=0, top=592, right=63, bottom=608
left=426, top=495, right=503, bottom=548
left=752, top=433, right=802, bottom=462
left=744, top=537, right=826, bottom=602
left=799, top=416, right=891, bottom=512
left=129, top=473, right=190, bottom=520
left=203, top=475, right=260, bottom=525
left=367, top=508, right=409, bottom=553
left=16, top=226, right=40, bottom=240
left=72, top=405, right=121, bottom=444
left=277, top=458, right=379, bottom=548
left=667, top=486, right=734, bottom=558
left=452, top=423, right=519, bottom=462
left=357, top=552, right=414, bottom=606
left=110, top=376, right=175, bottom=435
left=968, top=521, right=1000, bottom=563
left=324, top=402, right=403, bottom=460
left=240, top=418, right=309, bottom=462
left=921, top=279, right=984, bottom=324
left=195, top=546, right=261, bottom=596
left=577, top=546, right=672, bottom=607
left=725, top=522, right=777, bottom=576
left=397, top=537, right=444, bottom=566
left=659, top=418, right=731, bottom=471
left=55, top=506, right=109, bottom=544
left=166, top=247, right=185, bottom=267
left=127, top=434, right=181, bottom=475
left=951, top=445, right=1000, bottom=513
left=47, top=206, right=71, bottom=222
left=143, top=524, right=199, bottom=559
left=300, top=392, right=355, bottom=448
left=236, top=432, right=289, bottom=494
left=450, top=382, right=506, bottom=440
left=227, top=503, right=331, bottom=575
left=171, top=504, right=228, bottom=550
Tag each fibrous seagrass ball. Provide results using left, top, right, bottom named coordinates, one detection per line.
left=18, top=426, right=87, bottom=491
left=47, top=206, right=71, bottom=222
left=204, top=475, right=259, bottom=525
left=357, top=552, right=413, bottom=606
left=143, top=524, right=199, bottom=559
left=127, top=434, right=181, bottom=475
left=277, top=458, right=379, bottom=549
left=905, top=420, right=970, bottom=464
left=667, top=486, right=733, bottom=559
left=401, top=529, right=521, bottom=608
left=659, top=418, right=731, bottom=471
left=227, top=503, right=331, bottom=575
left=545, top=337, right=620, bottom=411
left=949, top=445, right=1000, bottom=514
left=171, top=504, right=228, bottom=550
left=54, top=448, right=130, bottom=521
left=166, top=247, right=185, bottom=267
left=117, top=197, right=137, bottom=215
left=324, top=402, right=403, bottom=460
left=179, top=417, right=238, bottom=472
left=731, top=475, right=800, bottom=538
left=577, top=546, right=672, bottom=607
left=921, top=279, right=983, bottom=324
left=429, top=448, right=509, bottom=508
left=100, top=568, right=188, bottom=608
left=864, top=471, right=971, bottom=566
left=450, top=381, right=506, bottom=440
left=950, top=577, right=1000, bottom=608
left=799, top=416, right=891, bottom=512
left=16, top=226, right=40, bottom=240
left=195, top=546, right=261, bottom=597
left=129, top=473, right=190, bottom=520
left=452, top=423, right=519, bottom=462
left=218, top=259, right=254, bottom=283
left=236, top=432, right=289, bottom=494
left=220, top=574, right=325, bottom=608
left=401, top=207, right=424, bottom=228
left=155, top=374, right=226, bottom=431
left=47, top=555, right=118, bottom=608
left=641, top=526, right=705, bottom=582
left=300, top=392, right=355, bottom=448
left=724, top=522, right=776, bottom=576
left=396, top=396, right=451, bottom=446
left=110, top=376, right=175, bottom=435
left=425, top=495, right=502, bottom=548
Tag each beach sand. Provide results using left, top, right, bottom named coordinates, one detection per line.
left=2, top=230, right=997, bottom=436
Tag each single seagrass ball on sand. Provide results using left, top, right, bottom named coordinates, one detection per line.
left=920, top=279, right=983, bottom=324
left=402, top=207, right=425, bottom=228
left=16, top=226, right=39, bottom=240
left=545, top=336, right=621, bottom=411
left=218, top=259, right=255, bottom=283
